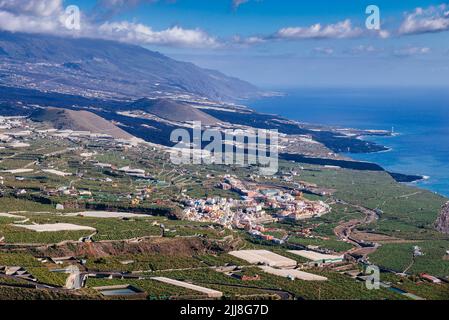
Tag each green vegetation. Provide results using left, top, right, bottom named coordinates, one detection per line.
left=0, top=252, right=40, bottom=267
left=1, top=126, right=448, bottom=300
left=0, top=198, right=56, bottom=213
left=0, top=224, right=91, bottom=244
left=288, top=236, right=353, bottom=252
left=196, top=254, right=248, bottom=267
left=28, top=268, right=68, bottom=287
left=150, top=267, right=404, bottom=300
left=0, top=276, right=30, bottom=286
left=0, top=286, right=101, bottom=300
left=370, top=241, right=449, bottom=277
left=381, top=273, right=449, bottom=300
left=288, top=163, right=447, bottom=240
left=86, top=278, right=203, bottom=300
left=86, top=254, right=206, bottom=272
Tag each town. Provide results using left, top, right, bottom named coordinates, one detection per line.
left=182, top=176, right=330, bottom=237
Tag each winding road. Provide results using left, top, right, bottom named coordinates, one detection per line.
left=333, top=198, right=380, bottom=257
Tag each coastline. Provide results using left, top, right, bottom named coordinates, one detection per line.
left=233, top=100, right=426, bottom=185
left=347, top=133, right=429, bottom=184
left=387, top=171, right=426, bottom=183
left=279, top=153, right=425, bottom=183
left=244, top=97, right=429, bottom=187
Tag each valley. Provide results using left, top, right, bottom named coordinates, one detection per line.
left=0, top=111, right=448, bottom=300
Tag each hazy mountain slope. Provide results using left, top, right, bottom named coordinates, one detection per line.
left=0, top=31, right=260, bottom=101
left=31, top=107, right=134, bottom=140
left=128, top=98, right=220, bottom=125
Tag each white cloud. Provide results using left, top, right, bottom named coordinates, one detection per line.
left=0, top=1, right=219, bottom=48
left=347, top=45, right=381, bottom=55
left=393, top=46, right=431, bottom=56
left=232, top=19, right=389, bottom=46
left=313, top=47, right=334, bottom=55
left=378, top=29, right=390, bottom=39
left=0, top=0, right=63, bottom=16
left=0, top=0, right=69, bottom=34
left=275, top=20, right=363, bottom=40
left=99, top=0, right=142, bottom=5
left=97, top=22, right=219, bottom=48
left=0, top=11, right=60, bottom=33
left=232, top=35, right=265, bottom=46
left=233, top=0, right=249, bottom=10
left=92, top=0, right=159, bottom=20
left=399, top=4, right=449, bottom=35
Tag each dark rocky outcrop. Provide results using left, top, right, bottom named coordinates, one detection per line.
left=435, top=202, right=449, bottom=234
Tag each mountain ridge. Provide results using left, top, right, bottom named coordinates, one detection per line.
left=0, top=31, right=260, bottom=101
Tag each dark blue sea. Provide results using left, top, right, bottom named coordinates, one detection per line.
left=248, top=87, right=449, bottom=197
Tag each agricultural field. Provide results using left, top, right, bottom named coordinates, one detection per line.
left=369, top=240, right=449, bottom=277
left=86, top=278, right=205, bottom=300
left=278, top=161, right=449, bottom=274
left=288, top=236, right=353, bottom=253
left=0, top=286, right=100, bottom=300
left=1, top=122, right=448, bottom=301
left=381, top=273, right=449, bottom=300
left=147, top=267, right=405, bottom=300
left=85, top=254, right=206, bottom=273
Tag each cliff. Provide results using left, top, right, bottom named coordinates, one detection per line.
left=435, top=202, right=449, bottom=234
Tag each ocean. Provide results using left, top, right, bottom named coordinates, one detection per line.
left=248, top=87, right=449, bottom=197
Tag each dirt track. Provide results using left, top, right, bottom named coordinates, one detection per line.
left=333, top=199, right=380, bottom=257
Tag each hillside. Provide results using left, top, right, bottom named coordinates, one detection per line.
left=30, top=108, right=134, bottom=140
left=128, top=98, right=220, bottom=125
left=0, top=31, right=260, bottom=101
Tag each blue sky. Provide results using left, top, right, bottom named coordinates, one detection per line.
left=1, top=0, right=448, bottom=87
